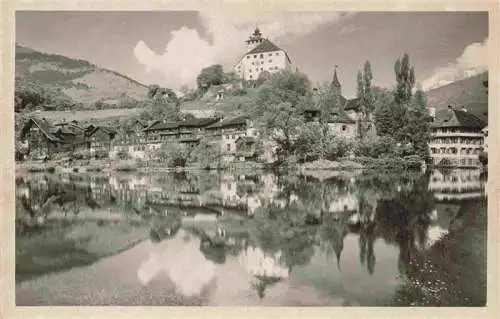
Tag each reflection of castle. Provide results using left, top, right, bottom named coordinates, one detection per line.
left=237, top=245, right=289, bottom=299
left=428, top=169, right=485, bottom=201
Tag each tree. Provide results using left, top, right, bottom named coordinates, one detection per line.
left=187, top=138, right=221, bottom=169
left=362, top=60, right=374, bottom=115
left=196, top=64, right=224, bottom=90
left=404, top=88, right=431, bottom=160
left=394, top=53, right=415, bottom=105
left=356, top=71, right=364, bottom=100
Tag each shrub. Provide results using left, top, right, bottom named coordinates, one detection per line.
left=46, top=166, right=56, bottom=173
left=72, top=167, right=79, bottom=173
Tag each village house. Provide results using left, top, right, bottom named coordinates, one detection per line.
left=110, top=120, right=149, bottom=160
left=234, top=27, right=292, bottom=82
left=85, top=125, right=117, bottom=158
left=20, top=117, right=64, bottom=160
left=205, top=116, right=259, bottom=162
left=429, top=105, right=486, bottom=167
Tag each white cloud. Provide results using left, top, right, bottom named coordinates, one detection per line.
left=133, top=10, right=352, bottom=89
left=421, top=38, right=488, bottom=91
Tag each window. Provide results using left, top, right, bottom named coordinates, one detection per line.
left=254, top=55, right=257, bottom=58
left=249, top=75, right=253, bottom=79
left=226, top=144, right=231, bottom=151
left=260, top=67, right=264, bottom=71
left=342, top=125, right=347, bottom=131
left=247, top=56, right=250, bottom=59
left=269, top=53, right=272, bottom=56
left=261, top=61, right=264, bottom=65
left=275, top=52, right=279, bottom=56
left=268, top=60, right=273, bottom=63
left=260, top=54, right=264, bottom=58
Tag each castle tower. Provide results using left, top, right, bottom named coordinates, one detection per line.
left=246, top=27, right=264, bottom=50
left=331, top=65, right=342, bottom=97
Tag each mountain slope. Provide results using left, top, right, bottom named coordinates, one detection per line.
left=15, top=45, right=148, bottom=109
left=425, top=72, right=488, bottom=122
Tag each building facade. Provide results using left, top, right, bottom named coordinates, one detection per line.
left=234, top=28, right=292, bottom=81
left=429, top=106, right=486, bottom=167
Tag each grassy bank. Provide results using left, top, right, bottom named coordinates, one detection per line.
left=390, top=199, right=487, bottom=306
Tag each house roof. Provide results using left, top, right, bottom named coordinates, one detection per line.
left=144, top=121, right=178, bottom=131
left=344, top=98, right=361, bottom=111
left=178, top=117, right=221, bottom=128
left=432, top=108, right=486, bottom=129
left=236, top=136, right=256, bottom=144
left=206, top=116, right=249, bottom=129
left=22, top=117, right=64, bottom=143
left=86, top=125, right=117, bottom=137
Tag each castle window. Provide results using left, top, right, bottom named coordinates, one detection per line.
left=269, top=53, right=272, bottom=56
left=260, top=67, right=263, bottom=71
left=249, top=75, right=253, bottom=79
left=269, top=60, right=272, bottom=63
left=260, top=54, right=264, bottom=58
left=254, top=55, right=257, bottom=58
left=342, top=125, right=347, bottom=131
left=247, top=56, right=250, bottom=59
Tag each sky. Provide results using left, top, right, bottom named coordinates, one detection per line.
left=16, top=11, right=488, bottom=98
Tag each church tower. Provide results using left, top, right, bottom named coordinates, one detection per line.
left=246, top=27, right=264, bottom=50
left=331, top=66, right=342, bottom=97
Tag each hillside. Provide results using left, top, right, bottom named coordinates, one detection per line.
left=15, top=44, right=148, bottom=109
left=425, top=72, right=488, bottom=122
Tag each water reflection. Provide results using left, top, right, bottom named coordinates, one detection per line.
left=15, top=168, right=487, bottom=306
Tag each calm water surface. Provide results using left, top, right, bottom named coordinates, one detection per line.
left=15, top=168, right=487, bottom=306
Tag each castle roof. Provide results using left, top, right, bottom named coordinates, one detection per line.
left=247, top=39, right=283, bottom=55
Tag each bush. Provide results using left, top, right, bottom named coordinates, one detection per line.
left=72, top=167, right=79, bottom=173
left=46, top=166, right=56, bottom=173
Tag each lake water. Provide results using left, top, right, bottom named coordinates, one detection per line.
left=15, top=168, right=487, bottom=306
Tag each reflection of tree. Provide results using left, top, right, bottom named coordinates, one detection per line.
left=319, top=216, right=349, bottom=270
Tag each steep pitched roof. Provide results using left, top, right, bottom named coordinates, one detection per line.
left=22, top=117, right=64, bottom=143
left=247, top=39, right=283, bottom=55
left=344, top=98, right=361, bottom=111
left=432, top=108, right=486, bottom=129
left=86, top=125, right=117, bottom=137
left=144, top=120, right=178, bottom=131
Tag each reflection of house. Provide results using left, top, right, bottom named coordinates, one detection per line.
left=234, top=28, right=292, bottom=81
left=429, top=106, right=486, bottom=167
left=428, top=169, right=485, bottom=200
left=482, top=126, right=488, bottom=153
left=327, top=192, right=359, bottom=214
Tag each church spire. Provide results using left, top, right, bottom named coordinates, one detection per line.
left=332, top=65, right=341, bottom=88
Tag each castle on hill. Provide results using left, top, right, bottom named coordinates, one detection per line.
left=234, top=28, right=292, bottom=81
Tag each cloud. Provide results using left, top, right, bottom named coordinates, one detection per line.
left=421, top=38, right=488, bottom=91
left=133, top=10, right=352, bottom=89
